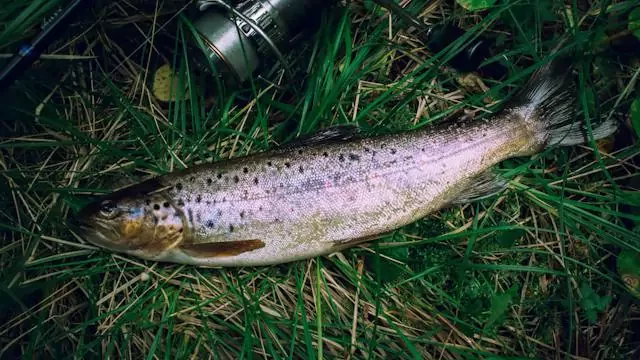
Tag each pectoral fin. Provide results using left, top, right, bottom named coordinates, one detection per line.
left=179, top=240, right=266, bottom=258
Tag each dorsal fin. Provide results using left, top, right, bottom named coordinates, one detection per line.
left=279, top=125, right=361, bottom=150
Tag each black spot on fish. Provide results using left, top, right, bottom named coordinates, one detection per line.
left=189, top=177, right=195, bottom=182
left=266, top=190, right=270, bottom=194
left=421, top=148, right=425, bottom=152
left=390, top=149, right=397, bottom=155
left=254, top=177, right=259, bottom=185
left=298, top=149, right=303, bottom=155
left=207, top=178, right=212, bottom=185
left=244, top=190, right=249, bottom=197
left=240, top=211, right=245, bottom=219
left=349, top=153, right=360, bottom=161
left=145, top=199, right=151, bottom=206
left=229, top=224, right=234, bottom=233
left=243, top=167, right=249, bottom=173
left=177, top=199, right=185, bottom=206
left=153, top=204, right=160, bottom=210
left=389, top=160, right=397, bottom=165
left=188, top=209, right=194, bottom=224
left=196, top=195, right=202, bottom=203
left=364, top=147, right=371, bottom=153
left=233, top=175, right=239, bottom=183
left=217, top=173, right=223, bottom=179
left=218, top=209, right=223, bottom=216
left=299, top=166, right=304, bottom=173
left=323, top=152, right=329, bottom=157
left=222, top=197, right=226, bottom=202
left=380, top=143, right=387, bottom=149
left=163, top=202, right=170, bottom=208
left=176, top=183, right=183, bottom=191
left=206, top=220, right=215, bottom=229
left=338, top=154, right=345, bottom=162
left=178, top=228, right=183, bottom=233
left=404, top=155, right=413, bottom=161
left=267, top=161, right=273, bottom=167
left=258, top=206, right=263, bottom=211
left=284, top=162, right=291, bottom=168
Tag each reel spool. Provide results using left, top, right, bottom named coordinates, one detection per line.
left=191, top=0, right=327, bottom=86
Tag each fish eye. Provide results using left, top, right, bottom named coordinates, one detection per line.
left=99, top=200, right=119, bottom=219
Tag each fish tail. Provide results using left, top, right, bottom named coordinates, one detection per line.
left=506, top=55, right=617, bottom=149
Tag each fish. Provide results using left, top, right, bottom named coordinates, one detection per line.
left=72, top=57, right=617, bottom=267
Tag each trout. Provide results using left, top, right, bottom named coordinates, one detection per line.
left=73, top=58, right=617, bottom=267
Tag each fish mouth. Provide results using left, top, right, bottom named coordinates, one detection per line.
left=71, top=218, right=125, bottom=252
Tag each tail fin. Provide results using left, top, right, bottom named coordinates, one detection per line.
left=505, top=55, right=617, bottom=148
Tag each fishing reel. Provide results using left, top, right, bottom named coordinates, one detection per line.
left=184, top=0, right=510, bottom=91
left=190, top=0, right=328, bottom=86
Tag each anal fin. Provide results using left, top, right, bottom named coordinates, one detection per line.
left=331, top=234, right=379, bottom=250
left=179, top=240, right=266, bottom=258
left=451, top=171, right=508, bottom=204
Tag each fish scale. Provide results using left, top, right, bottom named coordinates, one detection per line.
left=73, top=58, right=618, bottom=267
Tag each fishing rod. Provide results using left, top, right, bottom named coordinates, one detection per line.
left=0, top=0, right=329, bottom=90
left=0, top=0, right=94, bottom=90
left=370, top=0, right=507, bottom=78
left=0, top=0, right=507, bottom=92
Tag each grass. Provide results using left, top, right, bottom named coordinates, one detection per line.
left=1, top=0, right=640, bottom=358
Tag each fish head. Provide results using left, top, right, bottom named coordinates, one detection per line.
left=73, top=182, right=187, bottom=255
left=73, top=196, right=155, bottom=252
